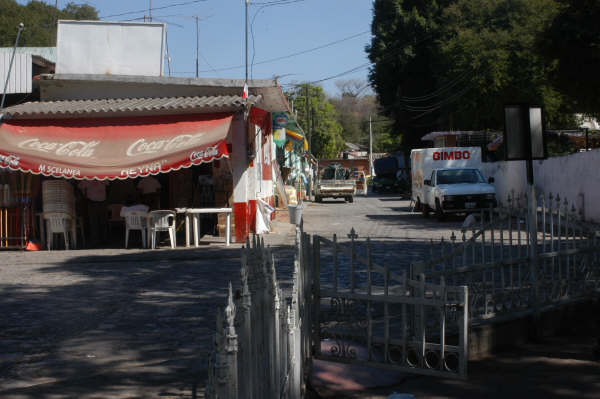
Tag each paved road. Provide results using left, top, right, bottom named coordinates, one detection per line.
left=7, top=193, right=591, bottom=399
left=0, top=193, right=456, bottom=398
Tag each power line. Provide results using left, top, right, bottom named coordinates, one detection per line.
left=399, top=70, right=471, bottom=102
left=248, top=0, right=307, bottom=79
left=250, top=0, right=306, bottom=5
left=99, top=0, right=207, bottom=20
left=173, top=29, right=369, bottom=75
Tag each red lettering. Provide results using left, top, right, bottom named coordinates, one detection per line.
left=463, top=151, right=470, bottom=159
left=455, top=151, right=462, bottom=160
left=433, top=152, right=440, bottom=160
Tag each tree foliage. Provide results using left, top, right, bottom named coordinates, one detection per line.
left=366, top=0, right=586, bottom=150
left=285, top=85, right=344, bottom=159
left=540, top=0, right=600, bottom=116
left=0, top=0, right=98, bottom=47
left=329, top=80, right=398, bottom=153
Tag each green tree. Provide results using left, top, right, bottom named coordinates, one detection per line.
left=286, top=84, right=344, bottom=159
left=0, top=0, right=98, bottom=47
left=366, top=0, right=574, bottom=150
left=539, top=0, right=600, bottom=116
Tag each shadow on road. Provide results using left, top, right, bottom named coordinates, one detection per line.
left=0, top=243, right=296, bottom=398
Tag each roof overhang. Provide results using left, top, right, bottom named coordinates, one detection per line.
left=0, top=95, right=261, bottom=120
left=37, top=74, right=290, bottom=113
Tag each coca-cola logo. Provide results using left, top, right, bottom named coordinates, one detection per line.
left=0, top=154, right=20, bottom=167
left=127, top=133, right=207, bottom=157
left=18, top=139, right=99, bottom=158
left=190, top=146, right=219, bottom=162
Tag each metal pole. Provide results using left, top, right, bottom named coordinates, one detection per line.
left=245, top=0, right=249, bottom=83
left=305, top=83, right=310, bottom=150
left=149, top=0, right=152, bottom=22
left=369, top=115, right=373, bottom=177
left=1, top=23, right=25, bottom=110
left=585, top=128, right=589, bottom=151
left=195, top=16, right=199, bottom=78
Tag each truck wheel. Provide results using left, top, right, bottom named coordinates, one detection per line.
left=347, top=196, right=354, bottom=203
left=435, top=199, right=446, bottom=221
left=422, top=203, right=430, bottom=218
left=315, top=195, right=322, bottom=203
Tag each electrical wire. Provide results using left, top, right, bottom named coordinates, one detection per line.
left=99, top=0, right=207, bottom=20
left=174, top=29, right=369, bottom=74
left=399, top=70, right=472, bottom=102
left=410, top=80, right=477, bottom=120
left=248, top=0, right=307, bottom=79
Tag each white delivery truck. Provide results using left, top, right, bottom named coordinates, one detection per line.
left=410, top=147, right=497, bottom=220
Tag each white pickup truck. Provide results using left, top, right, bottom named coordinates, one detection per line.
left=315, top=163, right=356, bottom=203
left=411, top=147, right=497, bottom=220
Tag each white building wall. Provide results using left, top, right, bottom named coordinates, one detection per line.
left=481, top=149, right=600, bottom=222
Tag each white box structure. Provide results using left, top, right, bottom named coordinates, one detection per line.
left=56, top=20, right=165, bottom=76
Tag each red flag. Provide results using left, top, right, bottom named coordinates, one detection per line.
left=242, top=82, right=248, bottom=99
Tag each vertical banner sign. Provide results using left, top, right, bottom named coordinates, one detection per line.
left=272, top=112, right=288, bottom=148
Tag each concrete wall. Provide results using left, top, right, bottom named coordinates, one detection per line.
left=481, top=149, right=600, bottom=222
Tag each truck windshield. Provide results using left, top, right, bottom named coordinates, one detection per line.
left=437, top=169, right=485, bottom=184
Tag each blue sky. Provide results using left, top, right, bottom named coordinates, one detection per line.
left=19, top=0, right=374, bottom=96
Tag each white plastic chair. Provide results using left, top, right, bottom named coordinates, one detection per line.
left=123, top=210, right=148, bottom=249
left=44, top=212, right=73, bottom=250
left=148, top=210, right=176, bottom=249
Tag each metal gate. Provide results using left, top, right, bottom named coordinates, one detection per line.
left=305, top=228, right=469, bottom=379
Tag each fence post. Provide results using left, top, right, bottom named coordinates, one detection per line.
left=239, top=250, right=253, bottom=399
left=270, top=252, right=280, bottom=399
left=225, top=283, right=239, bottom=399
left=528, top=187, right=540, bottom=318
left=288, top=304, right=302, bottom=399
left=312, top=234, right=321, bottom=357
left=459, top=285, right=469, bottom=378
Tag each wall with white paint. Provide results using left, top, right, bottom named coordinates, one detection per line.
left=481, top=149, right=600, bottom=222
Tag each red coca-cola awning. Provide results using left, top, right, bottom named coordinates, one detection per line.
left=0, top=113, right=232, bottom=180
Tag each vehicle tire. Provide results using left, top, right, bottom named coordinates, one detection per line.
left=435, top=199, right=445, bottom=221
left=422, top=201, right=430, bottom=218
left=348, top=196, right=354, bottom=203
left=315, top=196, right=322, bottom=203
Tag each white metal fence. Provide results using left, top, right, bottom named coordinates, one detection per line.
left=206, top=233, right=311, bottom=399
left=411, top=191, right=600, bottom=323
left=312, top=230, right=469, bottom=378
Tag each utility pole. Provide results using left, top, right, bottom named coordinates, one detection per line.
left=245, top=0, right=249, bottom=84
left=369, top=115, right=374, bottom=177
left=1, top=23, right=25, bottom=110
left=310, top=108, right=315, bottom=154
left=149, top=0, right=153, bottom=22
left=305, top=83, right=310, bottom=152
left=195, top=16, right=199, bottom=78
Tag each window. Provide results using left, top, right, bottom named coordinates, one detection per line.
left=437, top=169, right=485, bottom=184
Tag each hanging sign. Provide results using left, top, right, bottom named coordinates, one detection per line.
left=272, top=112, right=289, bottom=148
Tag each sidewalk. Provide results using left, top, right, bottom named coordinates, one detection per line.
left=311, top=333, right=600, bottom=398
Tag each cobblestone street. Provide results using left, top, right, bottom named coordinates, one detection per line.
left=0, top=193, right=442, bottom=398
left=3, top=194, right=597, bottom=398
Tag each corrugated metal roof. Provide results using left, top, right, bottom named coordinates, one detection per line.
left=0, top=53, right=32, bottom=94
left=0, top=95, right=261, bottom=119
left=38, top=74, right=290, bottom=112
left=0, top=47, right=56, bottom=63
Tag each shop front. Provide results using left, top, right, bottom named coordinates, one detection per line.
left=0, top=94, right=274, bottom=249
